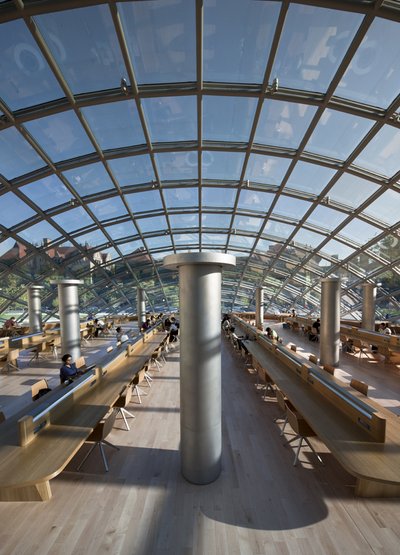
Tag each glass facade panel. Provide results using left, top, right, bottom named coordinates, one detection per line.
left=246, top=154, right=291, bottom=185
left=88, top=196, right=128, bottom=221
left=329, top=173, right=379, bottom=208
left=125, top=190, right=163, bottom=213
left=202, top=151, right=245, bottom=181
left=0, top=128, right=44, bottom=179
left=353, top=125, right=400, bottom=178
left=21, top=174, right=71, bottom=210
left=163, top=188, right=198, bottom=209
left=52, top=206, right=94, bottom=233
left=108, top=155, right=155, bottom=187
left=272, top=196, right=311, bottom=220
left=169, top=214, right=198, bottom=229
left=156, top=152, right=198, bottom=181
left=63, top=163, right=115, bottom=196
left=203, top=96, right=257, bottom=142
left=363, top=189, right=400, bottom=226
left=285, top=162, right=335, bottom=195
left=0, top=192, right=36, bottom=226
left=142, top=96, right=196, bottom=143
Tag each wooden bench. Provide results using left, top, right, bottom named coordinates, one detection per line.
left=0, top=330, right=165, bottom=502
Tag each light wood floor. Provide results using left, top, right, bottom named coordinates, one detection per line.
left=0, top=329, right=400, bottom=554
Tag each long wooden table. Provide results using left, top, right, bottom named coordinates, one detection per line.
left=0, top=330, right=166, bottom=502
left=232, top=318, right=400, bottom=497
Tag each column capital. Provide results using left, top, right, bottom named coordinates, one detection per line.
left=27, top=285, right=44, bottom=290
left=163, top=252, right=236, bottom=270
left=51, top=279, right=83, bottom=286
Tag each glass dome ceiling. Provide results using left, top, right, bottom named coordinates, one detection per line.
left=0, top=0, right=399, bottom=321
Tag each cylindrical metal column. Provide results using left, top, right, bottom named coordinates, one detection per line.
left=362, top=283, right=376, bottom=331
left=137, top=287, right=146, bottom=328
left=255, top=287, right=264, bottom=330
left=164, top=252, right=236, bottom=485
left=320, top=277, right=341, bottom=367
left=52, top=280, right=83, bottom=361
left=27, top=285, right=44, bottom=333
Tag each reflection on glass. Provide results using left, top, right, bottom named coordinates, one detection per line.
left=0, top=127, right=44, bottom=179
left=203, top=96, right=257, bottom=142
left=52, top=206, right=94, bottom=232
left=163, top=188, right=198, bottom=209
left=202, top=187, right=236, bottom=208
left=293, top=227, right=324, bottom=249
left=272, top=4, right=361, bottom=92
left=353, top=125, right=400, bottom=178
left=202, top=151, right=245, bottom=181
left=63, top=162, right=115, bottom=196
left=329, top=173, right=378, bottom=208
left=24, top=111, right=94, bottom=162
left=108, top=154, right=155, bottom=187
left=237, top=189, right=273, bottom=213
left=156, top=151, right=197, bottom=181
left=305, top=109, right=373, bottom=160
left=255, top=100, right=316, bottom=149
left=119, top=0, right=196, bottom=84
left=0, top=191, right=36, bottom=226
left=125, top=190, right=163, bottom=213
left=285, top=161, right=335, bottom=195
left=204, top=0, right=280, bottom=83
left=142, top=96, right=196, bottom=143
left=74, top=229, right=108, bottom=248
left=83, top=101, right=145, bottom=150
left=21, top=174, right=71, bottom=210
left=35, top=5, right=126, bottom=94
left=118, top=239, right=144, bottom=256
left=337, top=17, right=400, bottom=108
left=88, top=196, right=128, bottom=221
left=246, top=154, right=291, bottom=185
left=0, top=19, right=63, bottom=110
left=272, top=196, right=311, bottom=220
left=229, top=235, right=255, bottom=249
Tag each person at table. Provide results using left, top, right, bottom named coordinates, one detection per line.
left=312, top=318, right=321, bottom=334
left=169, top=317, right=179, bottom=343
left=383, top=323, right=392, bottom=335
left=3, top=317, right=20, bottom=336
left=93, top=318, right=105, bottom=337
left=60, top=353, right=82, bottom=384
left=265, top=327, right=278, bottom=341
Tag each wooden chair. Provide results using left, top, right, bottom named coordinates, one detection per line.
left=113, top=386, right=136, bottom=430
left=284, top=405, right=323, bottom=467
left=77, top=409, right=119, bottom=472
left=131, top=369, right=147, bottom=404
left=350, top=378, right=368, bottom=396
left=309, top=354, right=318, bottom=364
left=7, top=348, right=20, bottom=371
left=274, top=389, right=296, bottom=436
left=150, top=346, right=165, bottom=371
left=31, top=378, right=51, bottom=401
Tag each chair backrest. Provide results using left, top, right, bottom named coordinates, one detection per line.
left=323, top=364, right=335, bottom=376
left=89, top=409, right=117, bottom=442
left=350, top=378, right=368, bottom=396
left=75, top=356, right=86, bottom=369
left=276, top=389, right=286, bottom=412
left=132, top=368, right=145, bottom=386
left=286, top=405, right=315, bottom=437
left=31, top=378, right=49, bottom=399
left=7, top=348, right=19, bottom=363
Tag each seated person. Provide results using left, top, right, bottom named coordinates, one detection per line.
left=342, top=338, right=355, bottom=353
left=169, top=318, right=179, bottom=342
left=3, top=317, right=20, bottom=336
left=93, top=318, right=105, bottom=337
left=141, top=319, right=151, bottom=332
left=116, top=326, right=129, bottom=343
left=164, top=317, right=171, bottom=331
left=60, top=353, right=82, bottom=384
left=312, top=318, right=321, bottom=334
left=265, top=326, right=278, bottom=341
left=383, top=323, right=392, bottom=335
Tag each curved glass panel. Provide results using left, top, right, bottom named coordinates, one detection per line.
left=20, top=174, right=71, bottom=210
left=24, top=111, right=94, bottom=163
left=245, top=154, right=291, bottom=185
left=203, top=96, right=257, bottom=142
left=322, top=239, right=355, bottom=260
left=35, top=5, right=126, bottom=94
left=156, top=152, right=197, bottom=181
left=329, top=173, right=379, bottom=208
left=202, top=187, right=236, bottom=208
left=52, top=206, right=94, bottom=233
left=272, top=4, right=362, bottom=92
left=0, top=128, right=44, bottom=179
left=237, top=190, right=274, bottom=214
left=272, top=196, right=311, bottom=220
left=82, top=100, right=145, bottom=150
left=63, top=163, right=115, bottom=196
left=305, top=109, right=374, bottom=161
left=108, top=155, right=155, bottom=187
left=255, top=100, right=317, bottom=149
left=337, top=17, right=400, bottom=108
left=202, top=151, right=245, bottom=181
left=163, top=187, right=198, bottom=209
left=306, top=205, right=347, bottom=231
left=203, top=0, right=280, bottom=83
left=106, top=221, right=137, bottom=240
left=88, top=197, right=128, bottom=221
left=263, top=220, right=295, bottom=241
left=125, top=190, right=163, bottom=213
left=169, top=214, right=198, bottom=229
left=285, top=162, right=335, bottom=195
left=18, top=220, right=60, bottom=244
left=0, top=19, right=63, bottom=110
left=118, top=0, right=196, bottom=84
left=293, top=227, right=324, bottom=249
left=341, top=218, right=382, bottom=244
left=0, top=192, right=36, bottom=226
left=363, top=189, right=400, bottom=226
left=353, top=125, right=400, bottom=178
left=142, top=96, right=197, bottom=143
left=202, top=213, right=231, bottom=228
